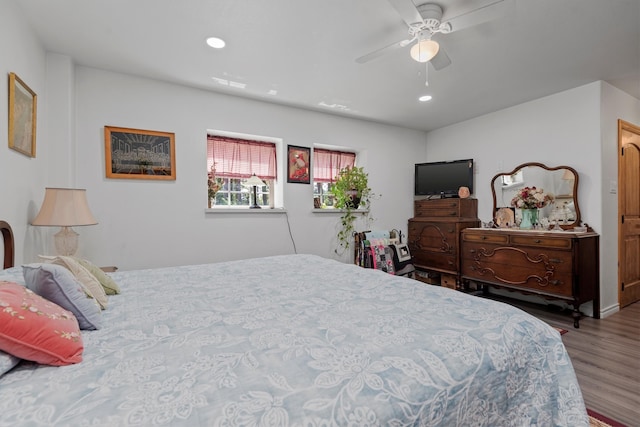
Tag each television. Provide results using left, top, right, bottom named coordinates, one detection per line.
left=414, top=159, right=474, bottom=197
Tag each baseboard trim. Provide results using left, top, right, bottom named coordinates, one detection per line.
left=599, top=303, right=620, bottom=319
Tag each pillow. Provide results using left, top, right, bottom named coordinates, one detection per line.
left=0, top=281, right=83, bottom=366
left=72, top=257, right=121, bottom=295
left=23, top=264, right=102, bottom=330
left=39, top=255, right=108, bottom=309
left=0, top=350, right=20, bottom=377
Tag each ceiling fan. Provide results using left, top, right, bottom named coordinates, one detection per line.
left=356, top=0, right=508, bottom=70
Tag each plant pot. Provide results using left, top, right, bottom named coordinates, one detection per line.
left=346, top=190, right=360, bottom=209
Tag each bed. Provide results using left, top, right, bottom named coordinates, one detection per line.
left=0, top=221, right=589, bottom=426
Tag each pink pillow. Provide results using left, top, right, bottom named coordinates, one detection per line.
left=0, top=281, right=83, bottom=366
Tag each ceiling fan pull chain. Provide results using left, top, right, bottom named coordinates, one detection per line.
left=425, top=61, right=429, bottom=87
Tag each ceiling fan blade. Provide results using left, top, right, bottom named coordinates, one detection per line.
left=443, top=0, right=508, bottom=33
left=387, top=0, right=423, bottom=27
left=430, top=47, right=451, bottom=70
left=356, top=38, right=414, bottom=64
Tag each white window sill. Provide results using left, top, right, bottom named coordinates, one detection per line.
left=205, top=207, right=287, bottom=214
left=312, top=208, right=369, bottom=214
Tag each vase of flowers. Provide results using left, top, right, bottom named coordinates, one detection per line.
left=511, top=186, right=554, bottom=229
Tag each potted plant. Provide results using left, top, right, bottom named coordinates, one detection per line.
left=332, top=166, right=373, bottom=250
left=207, top=166, right=223, bottom=208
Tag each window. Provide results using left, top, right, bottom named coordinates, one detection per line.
left=207, top=134, right=277, bottom=208
left=312, top=148, right=356, bottom=208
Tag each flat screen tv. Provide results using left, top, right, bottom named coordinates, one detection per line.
left=414, top=159, right=474, bottom=197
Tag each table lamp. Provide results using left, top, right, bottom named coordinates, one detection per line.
left=245, top=174, right=265, bottom=209
left=31, top=188, right=98, bottom=256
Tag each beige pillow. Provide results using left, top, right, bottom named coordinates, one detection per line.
left=39, top=255, right=108, bottom=309
left=72, top=257, right=121, bottom=295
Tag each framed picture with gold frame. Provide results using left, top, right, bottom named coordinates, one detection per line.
left=104, top=126, right=176, bottom=180
left=8, top=72, right=37, bottom=157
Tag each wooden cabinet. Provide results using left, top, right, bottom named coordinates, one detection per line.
left=461, top=228, right=600, bottom=327
left=408, top=198, right=480, bottom=287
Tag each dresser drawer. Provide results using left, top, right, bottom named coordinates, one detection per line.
left=462, top=232, right=509, bottom=244
left=413, top=252, right=456, bottom=273
left=408, top=222, right=457, bottom=254
left=414, top=198, right=477, bottom=218
left=510, top=235, right=572, bottom=249
left=461, top=243, right=573, bottom=297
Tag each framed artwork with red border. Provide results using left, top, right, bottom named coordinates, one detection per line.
left=287, top=145, right=310, bottom=184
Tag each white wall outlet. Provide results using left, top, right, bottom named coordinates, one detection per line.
left=609, top=180, right=617, bottom=194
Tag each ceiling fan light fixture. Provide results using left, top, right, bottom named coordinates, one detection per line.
left=410, top=39, right=439, bottom=63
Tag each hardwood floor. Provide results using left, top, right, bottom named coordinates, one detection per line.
left=488, top=295, right=640, bottom=426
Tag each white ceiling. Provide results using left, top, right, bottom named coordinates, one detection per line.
left=14, top=0, right=640, bottom=132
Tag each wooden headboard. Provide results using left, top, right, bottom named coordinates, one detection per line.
left=0, top=220, right=15, bottom=269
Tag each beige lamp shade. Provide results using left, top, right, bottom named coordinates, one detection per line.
left=32, top=188, right=97, bottom=226
left=244, top=174, right=266, bottom=187
left=32, top=188, right=98, bottom=255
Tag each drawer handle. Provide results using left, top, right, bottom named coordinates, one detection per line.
left=550, top=258, right=562, bottom=264
left=448, top=260, right=454, bottom=265
left=469, top=249, right=476, bottom=253
left=550, top=280, right=561, bottom=286
left=534, top=239, right=541, bottom=243
left=481, top=236, right=487, bottom=240
left=448, top=229, right=455, bottom=233
left=449, top=212, right=457, bottom=216
left=470, top=266, right=476, bottom=271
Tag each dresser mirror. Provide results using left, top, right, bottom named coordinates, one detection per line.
left=491, top=162, right=581, bottom=230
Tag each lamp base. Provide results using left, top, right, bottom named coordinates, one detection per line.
left=54, top=226, right=79, bottom=256
left=250, top=185, right=261, bottom=209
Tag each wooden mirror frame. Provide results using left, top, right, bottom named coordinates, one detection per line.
left=490, top=162, right=581, bottom=230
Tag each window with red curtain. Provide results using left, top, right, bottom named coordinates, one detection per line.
left=313, top=148, right=356, bottom=183
left=207, top=135, right=277, bottom=179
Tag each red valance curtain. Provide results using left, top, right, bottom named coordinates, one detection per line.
left=207, top=135, right=277, bottom=180
left=313, top=148, right=356, bottom=183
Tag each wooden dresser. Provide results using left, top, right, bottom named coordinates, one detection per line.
left=408, top=198, right=480, bottom=288
left=461, top=228, right=600, bottom=327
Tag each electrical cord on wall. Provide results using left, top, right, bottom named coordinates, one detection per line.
left=284, top=211, right=298, bottom=254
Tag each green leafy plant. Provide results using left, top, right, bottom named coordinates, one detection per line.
left=332, top=166, right=373, bottom=251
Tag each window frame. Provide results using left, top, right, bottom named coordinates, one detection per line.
left=312, top=146, right=357, bottom=209
left=207, top=130, right=284, bottom=210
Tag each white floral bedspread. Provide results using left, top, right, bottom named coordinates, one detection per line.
left=0, top=254, right=588, bottom=426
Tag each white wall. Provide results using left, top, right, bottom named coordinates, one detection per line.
left=425, top=82, right=640, bottom=317
left=52, top=66, right=426, bottom=270
left=0, top=1, right=48, bottom=264
left=1, top=3, right=426, bottom=270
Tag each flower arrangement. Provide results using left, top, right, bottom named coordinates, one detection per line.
left=511, top=186, right=554, bottom=209
left=208, top=165, right=223, bottom=200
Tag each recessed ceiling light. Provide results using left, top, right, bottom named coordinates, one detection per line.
left=419, top=95, right=432, bottom=102
left=206, top=37, right=226, bottom=49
